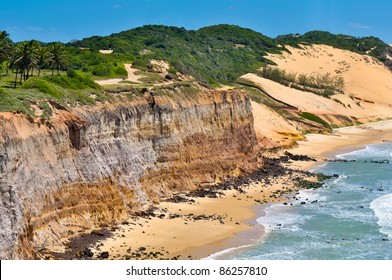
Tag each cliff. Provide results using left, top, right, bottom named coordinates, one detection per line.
left=0, top=89, right=257, bottom=259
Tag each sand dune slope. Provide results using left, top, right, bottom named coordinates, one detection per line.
left=243, top=44, right=392, bottom=124
left=251, top=101, right=301, bottom=148
left=266, top=44, right=392, bottom=112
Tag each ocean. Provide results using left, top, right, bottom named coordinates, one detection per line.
left=213, top=142, right=392, bottom=260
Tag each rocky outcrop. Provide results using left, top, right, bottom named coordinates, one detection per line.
left=0, top=89, right=257, bottom=259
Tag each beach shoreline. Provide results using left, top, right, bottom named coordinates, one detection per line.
left=185, top=119, right=392, bottom=260
left=45, top=120, right=392, bottom=260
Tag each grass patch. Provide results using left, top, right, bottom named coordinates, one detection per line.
left=23, top=78, right=62, bottom=98
left=136, top=71, right=165, bottom=84
left=45, top=70, right=101, bottom=90
left=0, top=71, right=111, bottom=118
left=300, top=112, right=331, bottom=129
left=0, top=88, right=51, bottom=116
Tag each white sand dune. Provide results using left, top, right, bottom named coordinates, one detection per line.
left=242, top=44, right=392, bottom=145
left=266, top=44, right=392, bottom=108
left=244, top=44, right=392, bottom=120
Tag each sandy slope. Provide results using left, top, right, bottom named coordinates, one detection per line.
left=242, top=44, right=392, bottom=146
left=265, top=44, right=392, bottom=117
left=251, top=101, right=301, bottom=147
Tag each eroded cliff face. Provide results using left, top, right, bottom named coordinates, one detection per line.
left=0, top=90, right=257, bottom=259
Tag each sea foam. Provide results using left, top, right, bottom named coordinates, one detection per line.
left=370, top=193, right=392, bottom=239
left=337, top=143, right=392, bottom=160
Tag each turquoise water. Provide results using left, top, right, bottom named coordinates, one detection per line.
left=219, top=142, right=392, bottom=260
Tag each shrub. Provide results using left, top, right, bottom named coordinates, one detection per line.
left=92, top=63, right=112, bottom=76
left=132, top=59, right=149, bottom=70
left=46, top=72, right=100, bottom=90
left=168, top=67, right=177, bottom=75
left=22, top=78, right=61, bottom=98
left=113, top=64, right=128, bottom=76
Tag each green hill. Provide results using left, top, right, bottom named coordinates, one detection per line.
left=70, top=24, right=284, bottom=85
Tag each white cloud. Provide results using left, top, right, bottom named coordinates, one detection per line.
left=26, top=26, right=43, bottom=32
left=350, top=22, right=370, bottom=29
left=112, top=4, right=122, bottom=9
left=5, top=26, right=19, bottom=31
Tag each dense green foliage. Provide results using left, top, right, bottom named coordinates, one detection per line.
left=66, top=47, right=129, bottom=78
left=1, top=25, right=392, bottom=119
left=71, top=24, right=284, bottom=85
left=276, top=31, right=392, bottom=67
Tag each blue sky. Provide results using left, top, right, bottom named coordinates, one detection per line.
left=1, top=0, right=391, bottom=43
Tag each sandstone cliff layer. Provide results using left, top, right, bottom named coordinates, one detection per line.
left=0, top=90, right=257, bottom=259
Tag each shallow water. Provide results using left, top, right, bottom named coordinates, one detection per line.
left=218, top=142, right=392, bottom=260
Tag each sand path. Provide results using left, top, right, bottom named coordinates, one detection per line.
left=95, top=64, right=145, bottom=85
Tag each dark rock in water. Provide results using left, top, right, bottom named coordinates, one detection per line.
left=326, top=159, right=356, bottom=163
left=100, top=251, right=109, bottom=259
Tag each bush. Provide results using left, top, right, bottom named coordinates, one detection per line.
left=46, top=72, right=100, bottom=90
left=22, top=78, right=61, bottom=98
left=114, top=64, right=128, bottom=76
left=168, top=67, right=177, bottom=75
left=67, top=69, right=78, bottom=78
left=132, top=58, right=149, bottom=70
left=92, top=63, right=112, bottom=76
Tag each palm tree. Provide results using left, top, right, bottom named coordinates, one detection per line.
left=0, top=31, right=12, bottom=76
left=47, top=43, right=67, bottom=75
left=26, top=40, right=39, bottom=79
left=10, top=41, right=38, bottom=87
left=36, top=45, right=48, bottom=77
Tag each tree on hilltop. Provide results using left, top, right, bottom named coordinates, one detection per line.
left=0, top=31, right=12, bottom=76
left=36, top=45, right=48, bottom=77
left=10, top=41, right=38, bottom=87
left=47, top=43, right=67, bottom=75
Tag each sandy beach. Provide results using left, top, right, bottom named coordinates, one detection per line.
left=61, top=119, right=392, bottom=260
